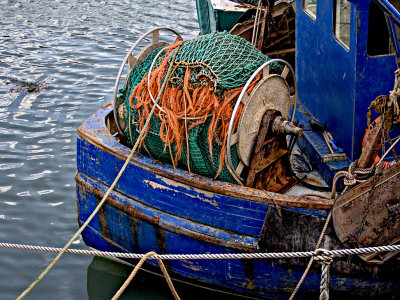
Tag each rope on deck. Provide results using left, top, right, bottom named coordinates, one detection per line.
left=1, top=242, right=399, bottom=260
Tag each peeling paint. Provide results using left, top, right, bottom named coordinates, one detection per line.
left=181, top=261, right=203, bottom=272
left=160, top=176, right=216, bottom=198
left=144, top=179, right=220, bottom=208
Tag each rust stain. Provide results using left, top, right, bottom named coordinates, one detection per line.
left=129, top=218, right=140, bottom=253
left=156, top=226, right=167, bottom=254
left=227, top=231, right=237, bottom=241
left=97, top=198, right=110, bottom=239
left=243, top=259, right=255, bottom=291
left=333, top=163, right=400, bottom=252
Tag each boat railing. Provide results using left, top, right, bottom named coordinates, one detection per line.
left=376, top=0, right=400, bottom=26
left=375, top=0, right=400, bottom=65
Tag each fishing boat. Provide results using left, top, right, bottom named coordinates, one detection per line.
left=76, top=0, right=400, bottom=298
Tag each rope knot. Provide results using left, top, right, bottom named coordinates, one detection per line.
left=313, top=248, right=333, bottom=264
left=314, top=249, right=333, bottom=300
left=336, top=160, right=375, bottom=188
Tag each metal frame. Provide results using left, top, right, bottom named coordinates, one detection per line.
left=113, top=27, right=182, bottom=137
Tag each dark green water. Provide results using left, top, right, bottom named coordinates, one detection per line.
left=0, top=1, right=243, bottom=299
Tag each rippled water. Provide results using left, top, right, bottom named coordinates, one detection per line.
left=0, top=0, right=200, bottom=298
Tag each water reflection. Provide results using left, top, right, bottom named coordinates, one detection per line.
left=87, top=257, right=247, bottom=300
left=0, top=0, right=200, bottom=297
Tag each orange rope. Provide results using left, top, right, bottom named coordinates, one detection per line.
left=128, top=41, right=261, bottom=177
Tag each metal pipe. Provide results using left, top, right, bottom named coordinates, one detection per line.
left=113, top=27, right=182, bottom=137
left=375, top=0, right=400, bottom=27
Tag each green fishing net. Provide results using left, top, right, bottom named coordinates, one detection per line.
left=116, top=31, right=273, bottom=183
left=171, top=31, right=273, bottom=91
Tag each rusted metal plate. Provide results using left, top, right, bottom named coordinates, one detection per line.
left=332, top=163, right=400, bottom=259
left=245, top=110, right=297, bottom=193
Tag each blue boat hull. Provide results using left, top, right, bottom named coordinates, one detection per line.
left=76, top=103, right=400, bottom=299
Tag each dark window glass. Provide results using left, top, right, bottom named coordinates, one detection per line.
left=367, top=1, right=392, bottom=56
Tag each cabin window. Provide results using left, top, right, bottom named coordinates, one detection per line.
left=367, top=1, right=392, bottom=56
left=389, top=1, right=400, bottom=54
left=333, top=0, right=351, bottom=49
left=303, top=0, right=317, bottom=20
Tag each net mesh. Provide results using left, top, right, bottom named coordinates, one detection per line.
left=116, top=31, right=274, bottom=183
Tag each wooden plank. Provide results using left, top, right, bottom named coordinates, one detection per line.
left=265, top=47, right=295, bottom=56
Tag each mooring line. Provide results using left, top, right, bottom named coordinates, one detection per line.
left=16, top=46, right=181, bottom=300
left=2, top=242, right=399, bottom=261
left=288, top=211, right=332, bottom=300
left=4, top=240, right=400, bottom=300
left=111, top=251, right=181, bottom=300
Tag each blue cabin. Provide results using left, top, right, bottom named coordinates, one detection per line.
left=296, top=0, right=399, bottom=162
left=295, top=0, right=400, bottom=182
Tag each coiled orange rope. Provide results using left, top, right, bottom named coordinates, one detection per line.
left=129, top=42, right=261, bottom=176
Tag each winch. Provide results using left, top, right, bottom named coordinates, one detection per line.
left=113, top=28, right=301, bottom=190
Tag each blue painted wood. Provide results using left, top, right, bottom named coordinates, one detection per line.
left=295, top=102, right=351, bottom=184
left=77, top=138, right=270, bottom=237
left=76, top=173, right=400, bottom=299
left=296, top=0, right=357, bottom=160
left=353, top=0, right=398, bottom=159
left=77, top=171, right=258, bottom=250
left=76, top=105, right=400, bottom=298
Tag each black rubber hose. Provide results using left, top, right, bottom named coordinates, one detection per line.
left=291, top=168, right=332, bottom=192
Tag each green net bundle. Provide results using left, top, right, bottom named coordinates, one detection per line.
left=116, top=31, right=274, bottom=183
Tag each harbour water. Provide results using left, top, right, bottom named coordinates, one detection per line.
left=0, top=0, right=240, bottom=298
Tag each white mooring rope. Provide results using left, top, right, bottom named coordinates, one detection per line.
left=314, top=251, right=333, bottom=300
left=1, top=242, right=399, bottom=260
left=2, top=241, right=399, bottom=299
